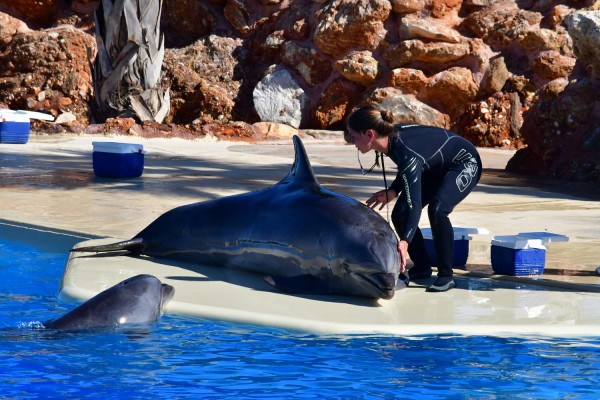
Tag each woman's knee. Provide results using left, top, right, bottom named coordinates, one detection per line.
left=427, top=198, right=451, bottom=223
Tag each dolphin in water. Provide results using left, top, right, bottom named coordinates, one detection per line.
left=44, top=274, right=174, bottom=331
left=73, top=136, right=402, bottom=299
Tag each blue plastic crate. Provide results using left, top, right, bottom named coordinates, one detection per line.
left=491, top=236, right=546, bottom=276
left=92, top=142, right=144, bottom=178
left=0, top=121, right=30, bottom=144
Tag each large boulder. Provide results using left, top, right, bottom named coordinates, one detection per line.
left=422, top=67, right=479, bottom=119
left=399, top=15, right=462, bottom=43
left=456, top=92, right=524, bottom=149
left=282, top=41, right=332, bottom=86
left=161, top=0, right=217, bottom=48
left=253, top=68, right=309, bottom=128
left=388, top=68, right=428, bottom=95
left=565, top=11, right=600, bottom=80
left=0, top=21, right=95, bottom=124
left=0, top=0, right=61, bottom=28
left=162, top=35, right=246, bottom=124
left=461, top=0, right=542, bottom=47
left=334, top=50, right=380, bottom=87
left=507, top=78, right=600, bottom=181
left=364, top=87, right=450, bottom=128
left=314, top=0, right=391, bottom=58
left=384, top=39, right=470, bottom=69
left=312, top=78, right=361, bottom=130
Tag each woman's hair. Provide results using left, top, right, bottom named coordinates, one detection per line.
left=347, top=106, right=395, bottom=137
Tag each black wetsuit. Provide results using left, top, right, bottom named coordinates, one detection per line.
left=386, top=124, right=482, bottom=278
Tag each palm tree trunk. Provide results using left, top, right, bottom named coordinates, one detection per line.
left=93, top=0, right=170, bottom=123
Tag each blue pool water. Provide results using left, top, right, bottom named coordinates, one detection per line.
left=1, top=234, right=599, bottom=399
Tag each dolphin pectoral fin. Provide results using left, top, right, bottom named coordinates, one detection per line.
left=70, top=238, right=145, bottom=254
left=264, top=275, right=333, bottom=295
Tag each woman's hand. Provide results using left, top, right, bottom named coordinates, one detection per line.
left=398, top=240, right=408, bottom=273
left=365, top=188, right=396, bottom=210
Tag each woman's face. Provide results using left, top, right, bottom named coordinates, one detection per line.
left=347, top=128, right=372, bottom=154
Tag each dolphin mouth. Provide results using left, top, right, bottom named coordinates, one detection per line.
left=357, top=272, right=397, bottom=300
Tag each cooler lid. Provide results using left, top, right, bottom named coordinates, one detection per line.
left=491, top=235, right=547, bottom=250
left=0, top=109, right=55, bottom=122
left=516, top=232, right=569, bottom=243
left=421, top=226, right=489, bottom=240
left=92, top=142, right=144, bottom=154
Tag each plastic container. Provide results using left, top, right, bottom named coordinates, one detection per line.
left=0, top=120, right=30, bottom=144
left=491, top=235, right=547, bottom=276
left=421, top=227, right=489, bottom=268
left=92, top=142, right=144, bottom=178
left=0, top=109, right=55, bottom=144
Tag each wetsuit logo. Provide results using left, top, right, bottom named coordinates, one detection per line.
left=456, top=161, right=478, bottom=192
left=453, top=149, right=473, bottom=164
left=402, top=174, right=413, bottom=209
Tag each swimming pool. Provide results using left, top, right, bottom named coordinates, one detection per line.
left=1, top=223, right=599, bottom=399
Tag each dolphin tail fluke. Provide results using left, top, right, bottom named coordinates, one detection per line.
left=264, top=274, right=333, bottom=295
left=70, top=238, right=146, bottom=254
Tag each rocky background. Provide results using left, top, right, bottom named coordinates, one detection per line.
left=0, top=0, right=599, bottom=181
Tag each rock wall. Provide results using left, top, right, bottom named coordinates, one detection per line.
left=0, top=0, right=599, bottom=180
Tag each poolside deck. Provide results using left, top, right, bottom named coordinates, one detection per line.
left=1, top=133, right=599, bottom=336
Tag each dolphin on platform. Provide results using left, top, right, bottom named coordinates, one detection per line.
left=72, top=136, right=402, bottom=299
left=44, top=274, right=174, bottom=331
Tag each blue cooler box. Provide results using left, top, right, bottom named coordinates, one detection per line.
left=93, top=142, right=144, bottom=178
left=1, top=109, right=54, bottom=144
left=421, top=227, right=482, bottom=268
left=0, top=120, right=30, bottom=144
left=491, top=235, right=546, bottom=276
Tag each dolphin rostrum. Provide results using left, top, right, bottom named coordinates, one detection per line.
left=72, top=136, right=402, bottom=299
left=44, top=274, right=174, bottom=331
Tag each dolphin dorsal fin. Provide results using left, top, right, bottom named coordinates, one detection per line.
left=281, top=135, right=318, bottom=184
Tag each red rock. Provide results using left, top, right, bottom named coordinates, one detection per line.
left=162, top=35, right=245, bottom=124
left=161, top=0, right=217, bottom=47
left=312, top=78, right=361, bottom=130
left=509, top=78, right=600, bottom=181
left=334, top=50, right=379, bottom=87
left=282, top=41, right=332, bottom=86
left=461, top=0, right=542, bottom=47
left=365, top=87, right=450, bottom=128
left=0, top=12, right=31, bottom=41
left=0, top=25, right=95, bottom=123
left=314, top=0, right=391, bottom=58
left=224, top=0, right=251, bottom=35
left=430, top=0, right=462, bottom=19
left=422, top=67, right=478, bottom=118
left=399, top=15, right=462, bottom=43
left=388, top=68, right=428, bottom=94
left=519, top=27, right=573, bottom=55
left=390, top=0, right=426, bottom=14
left=532, top=51, right=576, bottom=82
left=0, top=0, right=61, bottom=28
left=455, top=93, right=524, bottom=149
left=484, top=56, right=509, bottom=94
left=384, top=40, right=470, bottom=68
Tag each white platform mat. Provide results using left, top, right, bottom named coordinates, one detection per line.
left=61, top=239, right=600, bottom=337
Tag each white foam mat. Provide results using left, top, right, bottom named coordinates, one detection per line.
left=62, top=239, right=600, bottom=337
